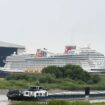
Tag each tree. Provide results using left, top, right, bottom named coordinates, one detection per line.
left=42, top=66, right=61, bottom=78
left=64, top=64, right=85, bottom=80
left=91, top=75, right=100, bottom=83
left=42, top=66, right=59, bottom=74
left=42, top=64, right=100, bottom=83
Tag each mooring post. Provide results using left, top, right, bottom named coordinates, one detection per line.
left=85, top=87, right=90, bottom=101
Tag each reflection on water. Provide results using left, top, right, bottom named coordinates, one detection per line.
left=0, top=95, right=10, bottom=105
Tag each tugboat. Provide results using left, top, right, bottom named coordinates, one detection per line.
left=7, top=86, right=48, bottom=101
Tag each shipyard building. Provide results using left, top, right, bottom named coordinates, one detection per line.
left=0, top=41, right=25, bottom=68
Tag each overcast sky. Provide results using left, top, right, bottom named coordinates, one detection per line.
left=0, top=0, right=105, bottom=54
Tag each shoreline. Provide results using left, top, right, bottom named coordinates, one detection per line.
left=0, top=89, right=8, bottom=95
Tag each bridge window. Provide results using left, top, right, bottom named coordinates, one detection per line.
left=40, top=93, right=42, bottom=96
left=36, top=93, right=39, bottom=96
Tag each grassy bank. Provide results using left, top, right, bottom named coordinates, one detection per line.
left=0, top=64, right=103, bottom=90
left=0, top=75, right=105, bottom=90
left=0, top=73, right=105, bottom=90
left=0, top=78, right=79, bottom=89
left=9, top=100, right=105, bottom=105
left=0, top=78, right=100, bottom=90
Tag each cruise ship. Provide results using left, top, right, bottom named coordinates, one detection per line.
left=3, top=46, right=105, bottom=73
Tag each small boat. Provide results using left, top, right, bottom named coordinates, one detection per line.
left=7, top=86, right=48, bottom=101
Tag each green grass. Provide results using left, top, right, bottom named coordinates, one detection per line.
left=9, top=101, right=90, bottom=105
left=0, top=79, right=101, bottom=90
left=0, top=78, right=88, bottom=90
left=9, top=100, right=105, bottom=105
left=0, top=75, right=105, bottom=90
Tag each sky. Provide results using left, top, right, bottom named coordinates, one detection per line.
left=0, top=0, right=105, bottom=54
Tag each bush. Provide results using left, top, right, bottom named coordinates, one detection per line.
left=42, top=64, right=100, bottom=84
left=39, top=74, right=56, bottom=83
left=92, top=75, right=100, bottom=83
left=5, top=73, right=39, bottom=81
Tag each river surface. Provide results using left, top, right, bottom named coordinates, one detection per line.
left=1, top=90, right=105, bottom=105
left=0, top=95, right=10, bottom=105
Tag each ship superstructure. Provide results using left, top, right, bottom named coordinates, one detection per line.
left=3, top=46, right=105, bottom=73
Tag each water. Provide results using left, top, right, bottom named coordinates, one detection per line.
left=1, top=90, right=105, bottom=105
left=0, top=95, right=10, bottom=105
